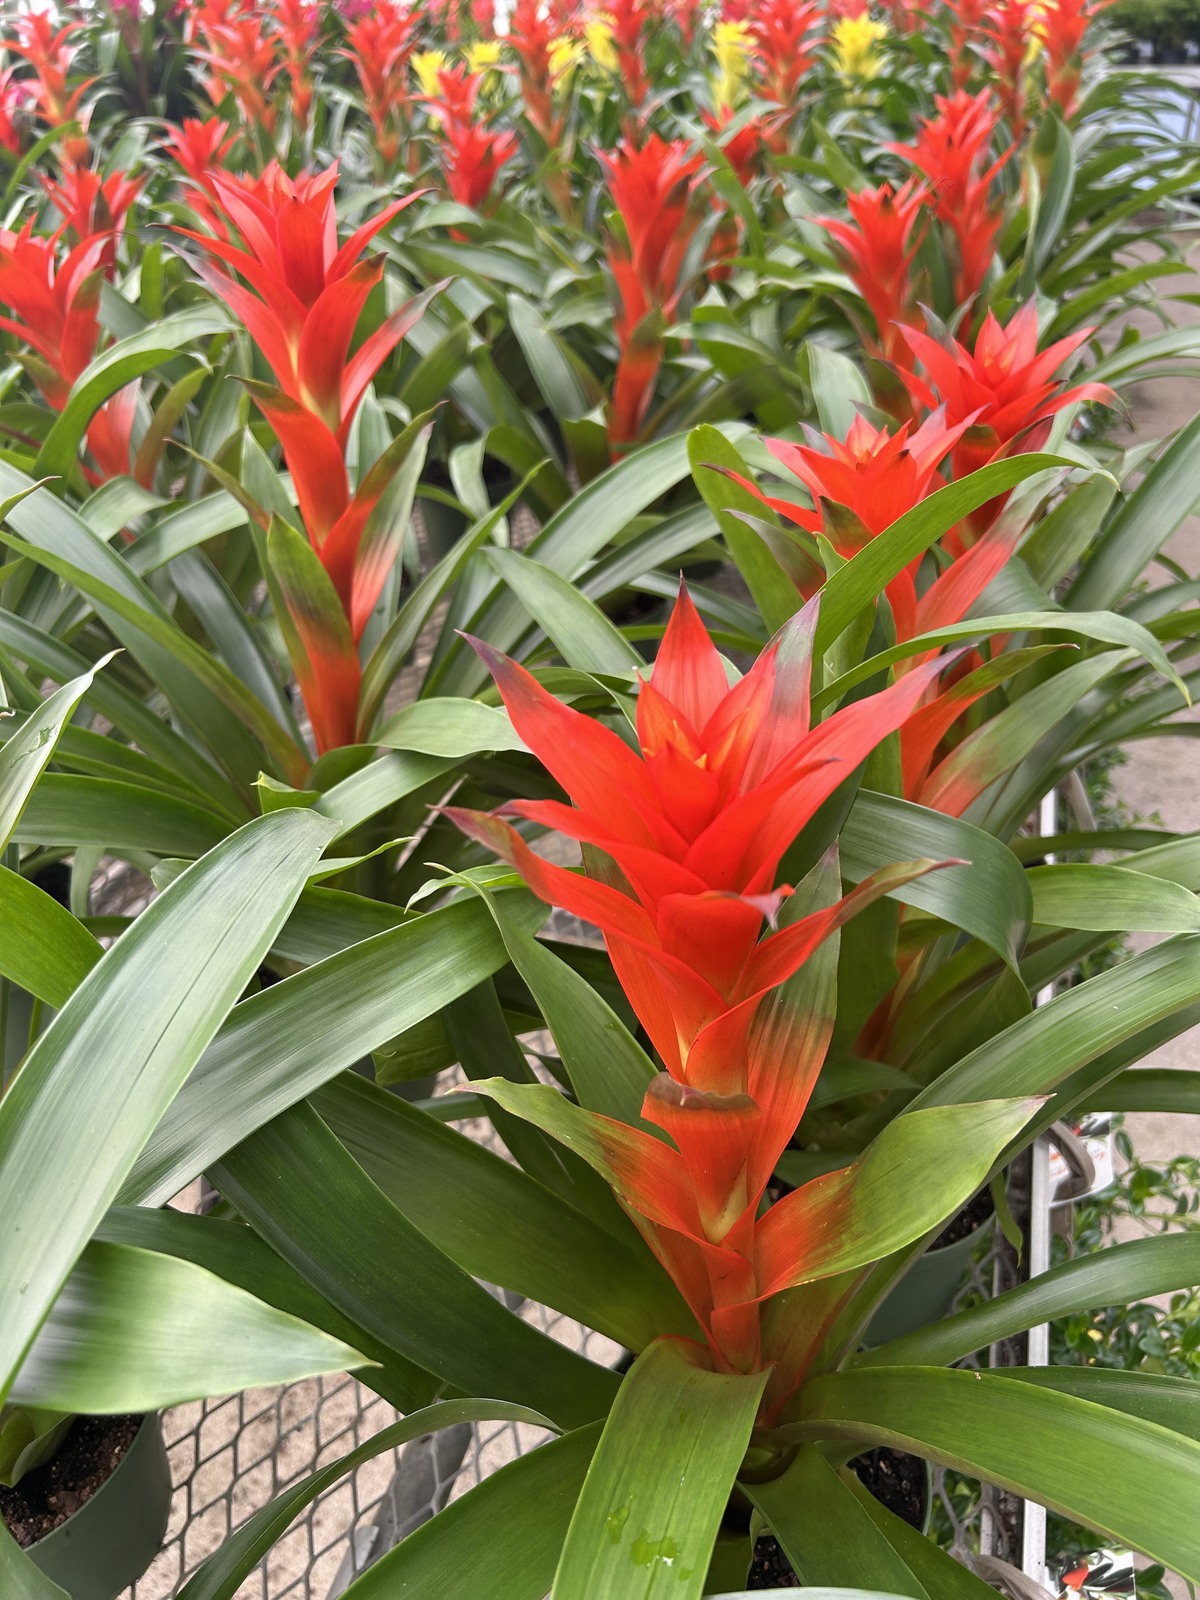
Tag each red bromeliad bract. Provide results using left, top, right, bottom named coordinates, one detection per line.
left=902, top=302, right=1113, bottom=540
left=177, top=163, right=425, bottom=619
left=447, top=587, right=958, bottom=1371
left=728, top=409, right=1034, bottom=670
left=0, top=219, right=143, bottom=484
left=602, top=136, right=709, bottom=448
left=340, top=0, right=416, bottom=169
left=748, top=0, right=823, bottom=107
left=816, top=178, right=925, bottom=368
left=888, top=90, right=1008, bottom=307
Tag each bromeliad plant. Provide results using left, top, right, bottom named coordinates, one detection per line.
left=3, top=0, right=1200, bottom=1595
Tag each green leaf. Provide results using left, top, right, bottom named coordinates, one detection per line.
left=808, top=342, right=872, bottom=436
left=376, top=697, right=526, bottom=757
left=746, top=1448, right=925, bottom=1596
left=688, top=426, right=808, bottom=633
left=1068, top=412, right=1200, bottom=613
left=847, top=1474, right=999, bottom=1598
left=212, top=1101, right=619, bottom=1431
left=921, top=652, right=1129, bottom=821
left=1081, top=1066, right=1200, bottom=1115
left=465, top=884, right=656, bottom=1125
left=1000, top=1368, right=1200, bottom=1443
left=756, top=1099, right=1038, bottom=1294
left=177, top=1398, right=560, bottom=1600
left=13, top=774, right=229, bottom=855
left=0, top=471, right=305, bottom=785
left=0, top=809, right=335, bottom=1405
left=34, top=307, right=232, bottom=481
left=0, top=1522, right=69, bottom=1600
left=0, top=1409, right=72, bottom=1489
left=857, top=1234, right=1200, bottom=1370
left=0, top=653, right=115, bottom=849
left=338, top=1424, right=602, bottom=1599
left=426, top=427, right=744, bottom=698
left=508, top=293, right=598, bottom=419
left=264, top=513, right=360, bottom=750
left=312, top=1073, right=694, bottom=1349
left=551, top=1338, right=767, bottom=1600
left=783, top=1366, right=1200, bottom=1582
left=909, top=933, right=1200, bottom=1119
left=120, top=891, right=547, bottom=1208
left=0, top=866, right=101, bottom=1006
left=485, top=547, right=645, bottom=675
left=813, top=456, right=1070, bottom=655
left=841, top=794, right=1031, bottom=971
left=359, top=468, right=541, bottom=732
left=1029, top=862, right=1200, bottom=932
left=10, top=1241, right=366, bottom=1412
left=96, top=1206, right=436, bottom=1412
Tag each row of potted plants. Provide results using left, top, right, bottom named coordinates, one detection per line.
left=1, top=0, right=1200, bottom=1595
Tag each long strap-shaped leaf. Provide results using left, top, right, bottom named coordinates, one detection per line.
left=33, top=307, right=232, bottom=480
left=0, top=866, right=100, bottom=1006
left=0, top=1523, right=67, bottom=1600
left=119, top=891, right=546, bottom=1207
left=177, top=1398, right=559, bottom=1600
left=857, top=1233, right=1200, bottom=1369
left=0, top=807, right=336, bottom=1404
left=550, top=1338, right=767, bottom=1600
left=0, top=653, right=114, bottom=848
left=340, top=1423, right=602, bottom=1599
left=783, top=1366, right=1200, bottom=1582
left=812, top=454, right=1070, bottom=655
left=97, top=1205, right=437, bottom=1413
left=9, top=1240, right=365, bottom=1412
left=211, top=1100, right=619, bottom=1431
left=747, top=1448, right=926, bottom=1596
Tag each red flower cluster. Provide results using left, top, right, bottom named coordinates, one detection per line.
left=176, top=163, right=433, bottom=747
left=816, top=178, right=925, bottom=367
left=945, top=0, right=989, bottom=86
left=273, top=0, right=321, bottom=134
left=0, top=67, right=31, bottom=158
left=449, top=589, right=952, bottom=1371
left=193, top=7, right=280, bottom=131
left=748, top=0, right=823, bottom=106
left=902, top=303, right=1112, bottom=543
left=1036, top=0, right=1098, bottom=116
left=0, top=222, right=142, bottom=484
left=889, top=90, right=1009, bottom=307
left=602, top=137, right=710, bottom=447
left=608, top=0, right=650, bottom=107
left=8, top=12, right=92, bottom=165
left=420, top=63, right=518, bottom=213
left=340, top=0, right=417, bottom=170
left=984, top=0, right=1040, bottom=138
left=162, top=116, right=236, bottom=233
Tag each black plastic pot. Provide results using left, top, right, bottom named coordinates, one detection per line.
left=864, top=1204, right=994, bottom=1346
left=28, top=1416, right=171, bottom=1599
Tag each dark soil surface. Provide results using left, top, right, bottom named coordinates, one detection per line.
left=746, top=1447, right=928, bottom=1587
left=0, top=1414, right=140, bottom=1547
left=850, top=1446, right=928, bottom=1529
left=931, top=1186, right=995, bottom=1248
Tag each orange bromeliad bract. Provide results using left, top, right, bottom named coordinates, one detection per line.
left=448, top=587, right=957, bottom=1372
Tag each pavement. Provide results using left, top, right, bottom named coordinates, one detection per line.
left=1096, top=237, right=1200, bottom=1600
